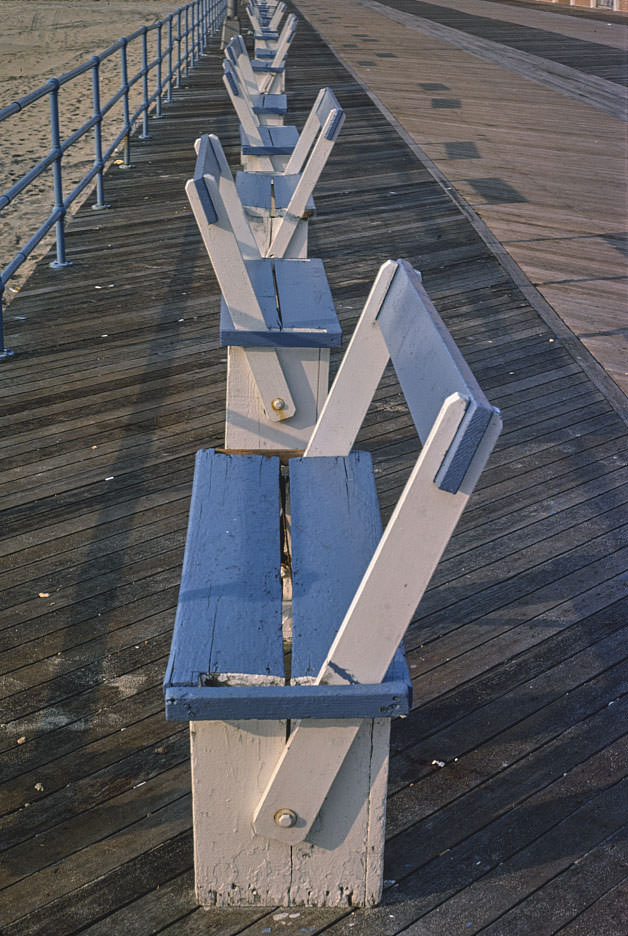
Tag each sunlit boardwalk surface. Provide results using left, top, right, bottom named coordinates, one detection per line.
left=1, top=2, right=627, bottom=933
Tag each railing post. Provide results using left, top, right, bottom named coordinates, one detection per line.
left=155, top=21, right=164, bottom=117
left=184, top=5, right=190, bottom=76
left=139, top=27, right=151, bottom=139
left=0, top=282, right=14, bottom=360
left=167, top=15, right=174, bottom=101
left=49, top=80, right=71, bottom=269
left=177, top=9, right=183, bottom=86
left=91, top=57, right=109, bottom=209
left=120, top=38, right=133, bottom=166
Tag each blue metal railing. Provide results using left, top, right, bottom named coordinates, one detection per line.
left=0, top=0, right=227, bottom=359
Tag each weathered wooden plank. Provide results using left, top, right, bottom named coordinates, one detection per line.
left=290, top=452, right=382, bottom=678
left=164, top=451, right=283, bottom=693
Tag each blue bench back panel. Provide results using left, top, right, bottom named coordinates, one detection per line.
left=163, top=450, right=284, bottom=690
left=289, top=452, right=382, bottom=680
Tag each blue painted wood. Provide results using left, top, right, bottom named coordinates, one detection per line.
left=273, top=174, right=315, bottom=213
left=255, top=93, right=287, bottom=116
left=235, top=172, right=273, bottom=212
left=377, top=260, right=497, bottom=489
left=274, top=259, right=340, bottom=340
left=255, top=29, right=278, bottom=40
left=165, top=667, right=411, bottom=720
left=240, top=124, right=299, bottom=156
left=251, top=61, right=284, bottom=73
left=163, top=450, right=412, bottom=721
left=235, top=172, right=315, bottom=215
left=220, top=259, right=341, bottom=348
left=289, top=452, right=383, bottom=679
left=163, top=450, right=283, bottom=691
left=436, top=400, right=494, bottom=494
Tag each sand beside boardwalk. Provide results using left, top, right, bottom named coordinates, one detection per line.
left=1, top=1, right=184, bottom=302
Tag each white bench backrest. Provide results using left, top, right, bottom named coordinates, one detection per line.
left=306, top=258, right=502, bottom=687
left=251, top=259, right=502, bottom=844
left=284, top=87, right=340, bottom=175
left=268, top=95, right=345, bottom=257
left=187, top=134, right=297, bottom=420
left=268, top=14, right=297, bottom=69
left=226, top=36, right=261, bottom=101
left=222, top=60, right=265, bottom=143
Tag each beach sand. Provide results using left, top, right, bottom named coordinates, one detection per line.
left=1, top=1, right=183, bottom=302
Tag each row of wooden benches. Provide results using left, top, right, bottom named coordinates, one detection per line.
left=163, top=0, right=503, bottom=908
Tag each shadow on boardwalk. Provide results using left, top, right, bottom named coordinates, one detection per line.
left=0, top=9, right=627, bottom=935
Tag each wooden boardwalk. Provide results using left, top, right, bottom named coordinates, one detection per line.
left=1, top=2, right=627, bottom=933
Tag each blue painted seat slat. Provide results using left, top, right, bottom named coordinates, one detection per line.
left=254, top=92, right=287, bottom=116
left=235, top=172, right=273, bottom=212
left=235, top=172, right=316, bottom=215
left=220, top=258, right=341, bottom=348
left=240, top=124, right=299, bottom=156
left=290, top=452, right=381, bottom=679
left=163, top=450, right=283, bottom=691
left=251, top=60, right=284, bottom=73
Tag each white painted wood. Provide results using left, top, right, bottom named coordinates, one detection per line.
left=225, top=346, right=329, bottom=450
left=248, top=211, right=309, bottom=258
left=191, top=719, right=292, bottom=906
left=268, top=106, right=345, bottom=259
left=257, top=66, right=285, bottom=95
left=253, top=394, right=468, bottom=844
left=187, top=138, right=297, bottom=422
left=305, top=260, right=397, bottom=457
left=241, top=151, right=291, bottom=174
left=268, top=1, right=286, bottom=30
left=254, top=7, right=290, bottom=57
left=222, top=65, right=266, bottom=143
left=228, top=36, right=264, bottom=100
left=192, top=717, right=389, bottom=906
left=288, top=718, right=390, bottom=906
left=284, top=88, right=327, bottom=175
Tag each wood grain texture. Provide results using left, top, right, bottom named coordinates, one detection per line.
left=163, top=450, right=283, bottom=695
left=1, top=2, right=627, bottom=929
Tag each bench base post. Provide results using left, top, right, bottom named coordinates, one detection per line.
left=225, top=346, right=329, bottom=450
left=190, top=717, right=390, bottom=907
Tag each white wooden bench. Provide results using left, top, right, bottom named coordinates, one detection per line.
left=234, top=88, right=345, bottom=257
left=187, top=132, right=341, bottom=450
left=246, top=0, right=285, bottom=36
left=224, top=57, right=339, bottom=176
left=254, top=11, right=297, bottom=61
left=226, top=34, right=286, bottom=96
left=163, top=258, right=502, bottom=906
left=226, top=31, right=289, bottom=95
left=223, top=57, right=287, bottom=127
